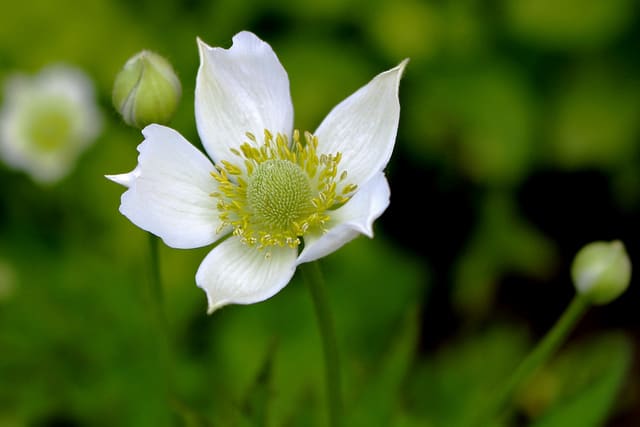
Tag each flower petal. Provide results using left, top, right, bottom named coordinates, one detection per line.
left=314, top=59, right=408, bottom=188
left=297, top=172, right=390, bottom=264
left=195, top=31, right=294, bottom=163
left=107, top=124, right=224, bottom=249
left=196, top=237, right=297, bottom=313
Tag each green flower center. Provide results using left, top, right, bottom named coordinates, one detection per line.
left=26, top=105, right=74, bottom=152
left=247, top=159, right=313, bottom=232
left=211, top=130, right=358, bottom=249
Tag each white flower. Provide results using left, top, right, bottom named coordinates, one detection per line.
left=0, top=65, right=102, bottom=184
left=107, top=31, right=407, bottom=313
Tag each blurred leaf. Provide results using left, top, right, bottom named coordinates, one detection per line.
left=367, top=0, right=490, bottom=65
left=346, top=306, right=420, bottom=427
left=0, top=240, right=170, bottom=426
left=453, top=191, right=556, bottom=316
left=501, top=0, right=636, bottom=50
left=197, top=276, right=320, bottom=426
left=280, top=392, right=319, bottom=427
left=268, top=0, right=368, bottom=21
left=438, top=0, right=490, bottom=61
left=170, top=397, right=215, bottom=427
left=406, top=325, right=529, bottom=427
left=277, top=35, right=373, bottom=132
left=611, top=161, right=640, bottom=212
left=324, top=236, right=426, bottom=369
left=0, top=258, right=17, bottom=302
left=0, top=0, right=150, bottom=90
left=365, top=0, right=442, bottom=62
left=546, top=65, right=640, bottom=170
left=525, top=333, right=633, bottom=427
left=237, top=341, right=277, bottom=427
left=407, top=62, right=537, bottom=186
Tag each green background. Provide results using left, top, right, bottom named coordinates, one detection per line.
left=1, top=0, right=639, bottom=426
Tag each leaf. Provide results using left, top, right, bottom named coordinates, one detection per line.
left=236, top=340, right=278, bottom=427
left=528, top=332, right=633, bottom=427
left=346, top=306, right=420, bottom=427
left=406, top=325, right=529, bottom=427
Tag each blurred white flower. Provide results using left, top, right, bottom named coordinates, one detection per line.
left=108, top=31, right=407, bottom=313
left=0, top=65, right=102, bottom=184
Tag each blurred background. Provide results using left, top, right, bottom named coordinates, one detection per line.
left=1, top=0, right=639, bottom=426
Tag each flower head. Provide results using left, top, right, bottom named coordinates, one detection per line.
left=107, top=31, right=407, bottom=313
left=112, top=50, right=182, bottom=128
left=0, top=65, right=102, bottom=184
left=571, top=240, right=631, bottom=305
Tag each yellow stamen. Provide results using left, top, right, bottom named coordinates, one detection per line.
left=210, top=130, right=357, bottom=249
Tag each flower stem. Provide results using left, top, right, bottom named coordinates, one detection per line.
left=148, top=233, right=166, bottom=327
left=148, top=234, right=183, bottom=420
left=302, top=261, right=342, bottom=427
left=480, top=294, right=590, bottom=425
left=148, top=237, right=210, bottom=427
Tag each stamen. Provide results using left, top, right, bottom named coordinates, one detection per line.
left=210, top=129, right=356, bottom=249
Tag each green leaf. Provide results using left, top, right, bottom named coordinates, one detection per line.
left=406, top=326, right=529, bottom=427
left=346, top=306, right=420, bottom=427
left=529, top=333, right=633, bottom=427
left=236, top=341, right=278, bottom=427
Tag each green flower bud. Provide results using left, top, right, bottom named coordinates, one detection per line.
left=112, top=50, right=181, bottom=128
left=571, top=240, right=631, bottom=305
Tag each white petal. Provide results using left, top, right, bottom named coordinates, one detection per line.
left=110, top=124, right=224, bottom=249
left=105, top=167, right=140, bottom=187
left=314, top=59, right=408, bottom=188
left=195, top=31, right=294, bottom=164
left=196, top=237, right=298, bottom=313
left=297, top=172, right=390, bottom=265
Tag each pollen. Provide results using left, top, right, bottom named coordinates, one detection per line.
left=210, top=129, right=357, bottom=249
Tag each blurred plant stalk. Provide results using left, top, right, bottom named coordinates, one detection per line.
left=481, top=295, right=590, bottom=425
left=302, top=262, right=343, bottom=427
left=476, top=240, right=631, bottom=425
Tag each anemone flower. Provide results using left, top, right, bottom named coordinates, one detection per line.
left=108, top=31, right=407, bottom=313
left=0, top=65, right=102, bottom=184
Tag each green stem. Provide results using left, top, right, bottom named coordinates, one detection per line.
left=480, top=294, right=590, bottom=425
left=148, top=235, right=169, bottom=362
left=302, top=262, right=342, bottom=427
left=148, top=237, right=211, bottom=427
left=149, top=234, right=163, bottom=305
left=148, top=233, right=169, bottom=344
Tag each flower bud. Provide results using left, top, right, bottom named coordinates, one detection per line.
left=112, top=50, right=181, bottom=128
left=571, top=240, right=631, bottom=305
